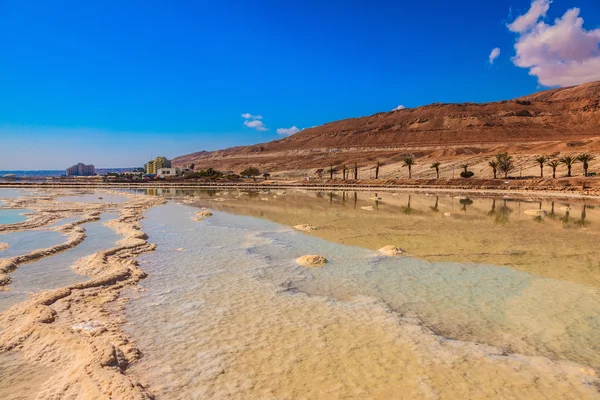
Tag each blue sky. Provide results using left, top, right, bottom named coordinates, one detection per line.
left=0, top=0, right=599, bottom=169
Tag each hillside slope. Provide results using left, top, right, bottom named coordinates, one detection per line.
left=173, top=80, right=600, bottom=178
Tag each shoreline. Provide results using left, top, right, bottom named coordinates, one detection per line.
left=2, top=180, right=600, bottom=200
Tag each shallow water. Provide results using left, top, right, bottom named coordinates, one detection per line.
left=1, top=188, right=599, bottom=398
left=56, top=192, right=127, bottom=203
left=44, top=215, right=82, bottom=229
left=0, top=229, right=67, bottom=258
left=0, top=212, right=121, bottom=311
left=0, top=188, right=29, bottom=199
left=0, top=209, right=32, bottom=224
left=169, top=189, right=600, bottom=288
left=126, top=201, right=600, bottom=398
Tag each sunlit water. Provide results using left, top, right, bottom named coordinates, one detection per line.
left=56, top=193, right=128, bottom=203
left=126, top=200, right=600, bottom=398
left=44, top=216, right=82, bottom=229
left=0, top=188, right=30, bottom=199
left=0, top=212, right=121, bottom=311
left=0, top=209, right=32, bottom=225
left=2, top=188, right=600, bottom=398
left=0, top=230, right=67, bottom=258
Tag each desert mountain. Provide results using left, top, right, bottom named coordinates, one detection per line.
left=173, top=80, right=600, bottom=178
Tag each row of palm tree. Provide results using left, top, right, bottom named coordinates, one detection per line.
left=323, top=152, right=595, bottom=180
left=534, top=153, right=596, bottom=178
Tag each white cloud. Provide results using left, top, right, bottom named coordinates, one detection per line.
left=277, top=126, right=301, bottom=136
left=507, top=0, right=550, bottom=33
left=507, top=0, right=600, bottom=87
left=392, top=105, right=406, bottom=111
left=241, top=113, right=262, bottom=120
left=488, top=47, right=501, bottom=64
left=244, top=119, right=267, bottom=131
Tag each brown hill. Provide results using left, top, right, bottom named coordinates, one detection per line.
left=173, top=80, right=600, bottom=179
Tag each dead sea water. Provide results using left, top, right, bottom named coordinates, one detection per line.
left=1, top=188, right=600, bottom=399
left=0, top=212, right=122, bottom=311
left=124, top=199, right=600, bottom=399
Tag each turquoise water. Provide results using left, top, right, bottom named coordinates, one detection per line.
left=0, top=209, right=33, bottom=225
left=0, top=212, right=122, bottom=311
left=0, top=230, right=67, bottom=258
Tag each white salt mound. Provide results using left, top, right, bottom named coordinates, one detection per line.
left=378, top=245, right=405, bottom=256
left=195, top=210, right=213, bottom=219
left=294, top=224, right=317, bottom=232
left=296, top=255, right=328, bottom=268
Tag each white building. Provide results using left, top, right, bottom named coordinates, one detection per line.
left=157, top=168, right=180, bottom=178
left=66, top=162, right=95, bottom=177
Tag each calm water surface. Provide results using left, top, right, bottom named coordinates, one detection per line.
left=0, top=230, right=67, bottom=258
left=0, top=212, right=121, bottom=311
left=125, top=193, right=600, bottom=397
left=0, top=209, right=33, bottom=225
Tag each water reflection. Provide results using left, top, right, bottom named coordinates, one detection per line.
left=127, top=188, right=600, bottom=287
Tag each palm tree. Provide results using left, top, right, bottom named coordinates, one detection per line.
left=354, top=162, right=358, bottom=180
left=488, top=160, right=498, bottom=179
left=460, top=164, right=469, bottom=173
left=576, top=153, right=596, bottom=177
left=547, top=160, right=560, bottom=179
left=560, top=155, right=578, bottom=177
left=496, top=153, right=515, bottom=178
left=534, top=155, right=548, bottom=178
left=403, top=157, right=416, bottom=179
left=430, top=162, right=441, bottom=179
left=375, top=161, right=380, bottom=179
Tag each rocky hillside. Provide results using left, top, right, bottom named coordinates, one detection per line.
left=173, top=80, right=600, bottom=179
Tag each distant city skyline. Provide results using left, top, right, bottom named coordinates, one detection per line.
left=1, top=0, right=599, bottom=170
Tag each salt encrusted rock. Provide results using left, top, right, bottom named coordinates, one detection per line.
left=71, top=320, right=107, bottom=337
left=196, top=210, right=213, bottom=218
left=296, top=255, right=328, bottom=268
left=361, top=206, right=374, bottom=211
left=0, top=242, right=9, bottom=252
left=294, top=224, right=317, bottom=232
left=378, top=245, right=405, bottom=256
